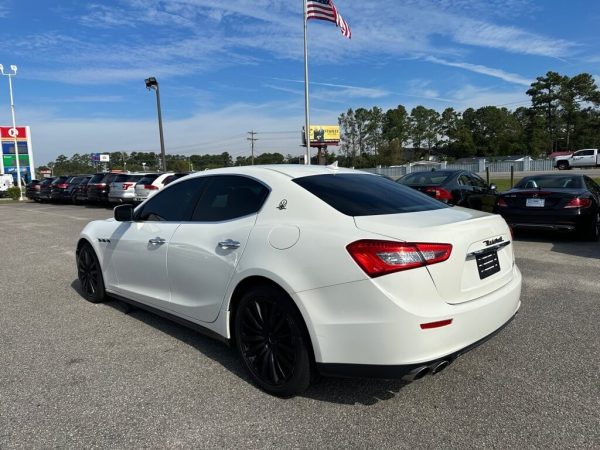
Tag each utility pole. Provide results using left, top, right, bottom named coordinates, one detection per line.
left=247, top=131, right=258, bottom=165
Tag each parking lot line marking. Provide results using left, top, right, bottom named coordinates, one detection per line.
left=15, top=207, right=92, bottom=221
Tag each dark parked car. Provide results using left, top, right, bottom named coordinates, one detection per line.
left=38, top=176, right=61, bottom=202
left=495, top=174, right=600, bottom=241
left=397, top=170, right=497, bottom=212
left=71, top=176, right=92, bottom=204
left=50, top=175, right=90, bottom=202
left=87, top=172, right=122, bottom=204
left=25, top=179, right=41, bottom=201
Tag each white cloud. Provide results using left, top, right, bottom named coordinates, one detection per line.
left=445, top=84, right=530, bottom=110
left=15, top=0, right=576, bottom=88
left=451, top=22, right=573, bottom=58
left=425, top=56, right=532, bottom=86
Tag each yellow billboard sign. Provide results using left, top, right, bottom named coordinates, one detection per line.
left=303, top=125, right=340, bottom=147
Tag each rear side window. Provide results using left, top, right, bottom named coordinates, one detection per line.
left=192, top=175, right=270, bottom=222
left=293, top=174, right=447, bottom=216
left=399, top=171, right=452, bottom=185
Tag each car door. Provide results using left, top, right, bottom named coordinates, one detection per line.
left=466, top=173, right=496, bottom=212
left=573, top=149, right=595, bottom=167
left=454, top=173, right=473, bottom=206
left=167, top=175, right=270, bottom=323
left=109, top=176, right=208, bottom=310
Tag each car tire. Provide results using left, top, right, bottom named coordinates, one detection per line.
left=77, top=242, right=106, bottom=303
left=234, top=285, right=312, bottom=397
left=557, top=161, right=569, bottom=170
left=582, top=211, right=600, bottom=242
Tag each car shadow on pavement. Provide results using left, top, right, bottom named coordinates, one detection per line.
left=70, top=280, right=411, bottom=404
left=303, top=377, right=409, bottom=405
left=514, top=230, right=600, bottom=260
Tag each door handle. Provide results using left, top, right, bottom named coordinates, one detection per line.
left=218, top=239, right=241, bottom=249
left=148, top=237, right=166, bottom=245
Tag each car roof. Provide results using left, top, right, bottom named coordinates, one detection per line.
left=182, top=164, right=368, bottom=181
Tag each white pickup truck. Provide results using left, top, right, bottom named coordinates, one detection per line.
left=554, top=148, right=600, bottom=170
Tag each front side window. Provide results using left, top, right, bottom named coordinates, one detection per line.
left=192, top=175, right=270, bottom=222
left=469, top=174, right=488, bottom=188
left=136, top=177, right=207, bottom=221
left=294, top=174, right=447, bottom=216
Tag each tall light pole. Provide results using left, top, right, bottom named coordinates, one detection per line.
left=145, top=77, right=167, bottom=172
left=0, top=64, right=23, bottom=200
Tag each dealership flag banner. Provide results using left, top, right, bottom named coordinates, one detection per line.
left=303, top=0, right=351, bottom=164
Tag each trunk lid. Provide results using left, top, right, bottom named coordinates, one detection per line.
left=354, top=207, right=515, bottom=304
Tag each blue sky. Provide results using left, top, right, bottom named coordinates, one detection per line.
left=0, top=0, right=598, bottom=165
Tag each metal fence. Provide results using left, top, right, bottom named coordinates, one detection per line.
left=362, top=158, right=555, bottom=179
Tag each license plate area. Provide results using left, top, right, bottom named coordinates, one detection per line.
left=526, top=198, right=545, bottom=207
left=476, top=251, right=500, bottom=279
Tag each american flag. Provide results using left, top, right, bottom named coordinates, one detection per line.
left=306, top=0, right=351, bottom=39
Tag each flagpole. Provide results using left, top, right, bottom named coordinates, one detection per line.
left=303, top=0, right=311, bottom=165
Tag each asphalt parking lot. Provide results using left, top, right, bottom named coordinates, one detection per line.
left=0, top=202, right=599, bottom=449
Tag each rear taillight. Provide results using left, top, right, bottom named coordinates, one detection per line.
left=496, top=197, right=508, bottom=207
left=57, top=183, right=68, bottom=189
left=144, top=184, right=158, bottom=190
left=564, top=197, right=592, bottom=208
left=122, top=183, right=134, bottom=189
left=346, top=240, right=452, bottom=278
left=424, top=187, right=453, bottom=202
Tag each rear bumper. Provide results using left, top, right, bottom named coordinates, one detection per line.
left=109, top=193, right=135, bottom=203
left=500, top=211, right=592, bottom=231
left=317, top=312, right=516, bottom=379
left=295, top=264, right=521, bottom=367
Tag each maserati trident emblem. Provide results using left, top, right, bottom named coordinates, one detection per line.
left=484, top=237, right=504, bottom=246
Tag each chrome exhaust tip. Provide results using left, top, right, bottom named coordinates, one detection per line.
left=402, top=366, right=430, bottom=382
left=431, top=360, right=449, bottom=375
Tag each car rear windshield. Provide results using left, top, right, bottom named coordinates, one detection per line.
left=89, top=173, right=106, bottom=183
left=293, top=173, right=447, bottom=216
left=137, top=174, right=161, bottom=185
left=515, top=176, right=583, bottom=189
left=398, top=171, right=453, bottom=185
left=113, top=174, right=145, bottom=182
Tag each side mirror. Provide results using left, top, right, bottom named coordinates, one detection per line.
left=489, top=184, right=497, bottom=191
left=114, top=204, right=134, bottom=222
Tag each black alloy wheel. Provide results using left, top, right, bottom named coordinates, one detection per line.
left=235, top=285, right=312, bottom=397
left=77, top=243, right=106, bottom=303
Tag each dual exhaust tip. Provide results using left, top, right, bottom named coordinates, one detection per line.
left=403, top=359, right=450, bottom=381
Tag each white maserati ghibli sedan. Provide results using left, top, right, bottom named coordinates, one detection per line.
left=77, top=164, right=521, bottom=396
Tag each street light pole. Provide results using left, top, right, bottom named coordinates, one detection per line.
left=0, top=64, right=23, bottom=200
left=145, top=77, right=167, bottom=172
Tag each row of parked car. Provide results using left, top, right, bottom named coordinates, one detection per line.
left=26, top=171, right=190, bottom=205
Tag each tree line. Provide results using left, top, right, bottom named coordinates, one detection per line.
left=44, top=151, right=294, bottom=176
left=43, top=71, right=600, bottom=175
left=337, top=71, right=600, bottom=167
